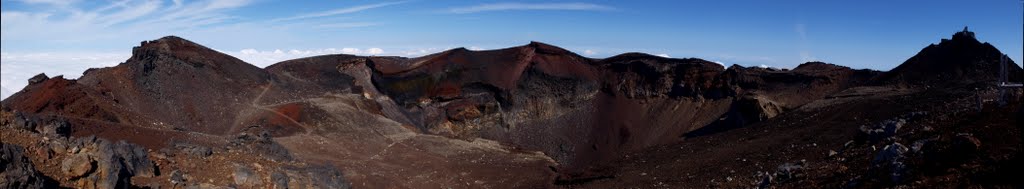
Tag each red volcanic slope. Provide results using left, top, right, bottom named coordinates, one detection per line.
left=0, top=36, right=883, bottom=170
left=3, top=29, right=1016, bottom=187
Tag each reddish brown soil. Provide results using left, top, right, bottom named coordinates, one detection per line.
left=1, top=30, right=1020, bottom=188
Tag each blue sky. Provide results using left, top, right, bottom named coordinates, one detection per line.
left=2, top=0, right=1023, bottom=99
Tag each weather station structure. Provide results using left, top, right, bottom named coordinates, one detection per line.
left=997, top=54, right=1023, bottom=106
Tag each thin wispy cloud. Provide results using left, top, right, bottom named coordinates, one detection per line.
left=16, top=0, right=78, bottom=6
left=270, top=1, right=407, bottom=22
left=1, top=0, right=257, bottom=45
left=448, top=2, right=614, bottom=14
left=315, top=22, right=379, bottom=29
left=795, top=23, right=817, bottom=62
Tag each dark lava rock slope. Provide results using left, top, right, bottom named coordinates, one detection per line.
left=3, top=28, right=1019, bottom=188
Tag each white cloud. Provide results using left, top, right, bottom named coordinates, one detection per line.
left=96, top=0, right=163, bottom=27
left=1, top=0, right=401, bottom=54
left=227, top=47, right=386, bottom=67
left=655, top=53, right=670, bottom=58
left=315, top=22, right=379, bottom=29
left=755, top=64, right=788, bottom=69
left=1, top=0, right=259, bottom=48
left=16, top=0, right=78, bottom=6
left=582, top=49, right=597, bottom=56
left=399, top=47, right=448, bottom=56
left=0, top=51, right=128, bottom=100
left=340, top=48, right=361, bottom=54
left=0, top=86, right=12, bottom=101
left=271, top=1, right=406, bottom=22
left=448, top=2, right=614, bottom=14
left=365, top=48, right=384, bottom=55
left=795, top=23, right=816, bottom=62
left=800, top=51, right=817, bottom=62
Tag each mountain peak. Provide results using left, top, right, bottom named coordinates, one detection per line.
left=877, top=28, right=1020, bottom=86
left=525, top=41, right=573, bottom=55
left=136, top=36, right=204, bottom=52
left=128, top=36, right=255, bottom=70
left=937, top=26, right=983, bottom=47
left=952, top=26, right=976, bottom=40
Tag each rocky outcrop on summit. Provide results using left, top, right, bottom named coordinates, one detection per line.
left=75, top=36, right=271, bottom=135
left=877, top=28, right=1023, bottom=86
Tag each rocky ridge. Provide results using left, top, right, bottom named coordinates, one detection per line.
left=1, top=28, right=1021, bottom=188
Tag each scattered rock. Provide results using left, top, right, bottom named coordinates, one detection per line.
left=169, top=170, right=186, bottom=185
left=270, top=171, right=289, bottom=189
left=174, top=143, right=213, bottom=158
left=49, top=142, right=67, bottom=155
left=10, top=111, right=40, bottom=131
left=951, top=133, right=981, bottom=155
left=233, top=164, right=263, bottom=187
left=283, top=164, right=351, bottom=189
left=229, top=129, right=293, bottom=161
left=859, top=118, right=905, bottom=142
left=38, top=118, right=71, bottom=138
left=910, top=138, right=936, bottom=153
left=873, top=143, right=908, bottom=166
left=186, top=182, right=232, bottom=189
left=857, top=112, right=928, bottom=143
left=756, top=172, right=773, bottom=189
left=0, top=142, right=51, bottom=189
left=872, top=143, right=909, bottom=183
left=774, top=162, right=804, bottom=182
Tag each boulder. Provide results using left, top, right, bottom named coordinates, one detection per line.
left=68, top=138, right=156, bottom=188
left=0, top=143, right=51, bottom=188
left=872, top=143, right=909, bottom=183
left=270, top=171, right=289, bottom=189
left=174, top=143, right=213, bottom=158
left=39, top=118, right=71, bottom=138
left=229, top=130, right=293, bottom=161
left=60, top=153, right=95, bottom=179
left=10, top=111, right=40, bottom=131
left=951, top=133, right=982, bottom=155
left=169, top=170, right=185, bottom=185
left=27, top=73, right=49, bottom=85
left=774, top=162, right=804, bottom=182
left=232, top=164, right=262, bottom=187
left=872, top=143, right=908, bottom=166
left=859, top=119, right=902, bottom=142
